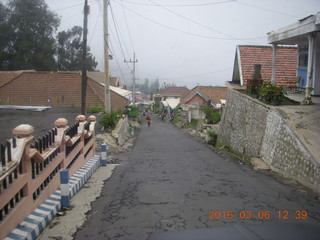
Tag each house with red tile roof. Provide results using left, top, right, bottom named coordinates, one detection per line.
left=0, top=71, right=129, bottom=110
left=180, top=86, right=228, bottom=109
left=230, top=45, right=298, bottom=88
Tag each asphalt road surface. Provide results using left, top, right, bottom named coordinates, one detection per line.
left=74, top=116, right=320, bottom=240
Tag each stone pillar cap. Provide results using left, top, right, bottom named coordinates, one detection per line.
left=12, top=124, right=34, bottom=136
left=88, top=115, right=96, bottom=121
left=76, top=115, right=86, bottom=121
left=54, top=118, right=68, bottom=127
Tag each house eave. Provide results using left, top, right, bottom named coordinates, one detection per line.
left=268, top=12, right=320, bottom=45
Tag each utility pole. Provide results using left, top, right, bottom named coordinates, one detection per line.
left=104, top=0, right=111, bottom=113
left=81, top=0, right=89, bottom=115
left=125, top=52, right=138, bottom=105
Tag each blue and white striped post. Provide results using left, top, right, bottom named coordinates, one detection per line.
left=60, top=169, right=70, bottom=209
left=101, top=144, right=107, bottom=166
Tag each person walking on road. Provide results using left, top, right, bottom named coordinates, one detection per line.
left=146, top=114, right=151, bottom=127
left=161, top=112, right=165, bottom=121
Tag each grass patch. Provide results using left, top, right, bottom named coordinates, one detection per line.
left=183, top=119, right=198, bottom=128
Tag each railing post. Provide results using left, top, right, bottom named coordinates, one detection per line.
left=101, top=144, right=107, bottom=166
left=60, top=169, right=70, bottom=209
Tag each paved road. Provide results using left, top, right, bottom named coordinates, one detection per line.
left=74, top=116, right=320, bottom=240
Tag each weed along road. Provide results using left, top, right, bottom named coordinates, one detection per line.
left=74, top=116, right=320, bottom=240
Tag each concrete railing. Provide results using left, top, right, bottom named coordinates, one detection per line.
left=0, top=115, right=96, bottom=239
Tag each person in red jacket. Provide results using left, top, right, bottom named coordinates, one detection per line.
left=146, top=114, right=151, bottom=127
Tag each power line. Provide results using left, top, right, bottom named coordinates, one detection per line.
left=89, top=0, right=103, bottom=45
left=117, top=2, right=265, bottom=41
left=236, top=0, right=299, bottom=18
left=117, top=0, right=236, bottom=7
left=109, top=28, right=132, bottom=72
left=110, top=2, right=132, bottom=57
left=52, top=0, right=96, bottom=11
left=139, top=67, right=233, bottom=83
left=109, top=40, right=130, bottom=84
left=120, top=0, right=135, bottom=52
left=147, top=0, right=254, bottom=44
left=109, top=3, right=130, bottom=60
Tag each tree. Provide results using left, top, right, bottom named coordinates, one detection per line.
left=56, top=26, right=98, bottom=71
left=151, top=78, right=160, bottom=94
left=0, top=3, right=13, bottom=70
left=6, top=0, right=60, bottom=70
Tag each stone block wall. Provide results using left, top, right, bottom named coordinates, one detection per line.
left=218, top=89, right=320, bottom=192
left=218, top=90, right=268, bottom=157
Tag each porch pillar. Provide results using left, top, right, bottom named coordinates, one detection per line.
left=304, top=33, right=316, bottom=104
left=271, top=44, right=277, bottom=83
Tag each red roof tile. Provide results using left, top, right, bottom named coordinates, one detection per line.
left=0, top=72, right=129, bottom=109
left=158, top=87, right=190, bottom=97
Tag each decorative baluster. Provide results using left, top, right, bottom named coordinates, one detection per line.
left=10, top=198, right=14, bottom=208
left=12, top=137, right=17, bottom=148
left=15, top=192, right=19, bottom=203
left=31, top=159, right=35, bottom=179
left=3, top=177, right=7, bottom=189
left=8, top=173, right=13, bottom=184
left=38, top=138, right=43, bottom=154
left=7, top=140, right=11, bottom=162
left=0, top=143, right=5, bottom=166
left=42, top=135, right=46, bottom=150
left=49, top=130, right=53, bottom=146
left=4, top=204, right=9, bottom=214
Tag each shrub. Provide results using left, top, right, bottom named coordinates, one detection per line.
left=99, top=112, right=118, bottom=130
left=183, top=119, right=198, bottom=128
left=211, top=112, right=221, bottom=123
left=258, top=82, right=285, bottom=103
left=203, top=106, right=221, bottom=124
left=207, top=130, right=216, bottom=138
left=128, top=106, right=139, bottom=118
left=89, top=106, right=103, bottom=113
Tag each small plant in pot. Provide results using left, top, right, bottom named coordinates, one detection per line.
left=258, top=82, right=284, bottom=105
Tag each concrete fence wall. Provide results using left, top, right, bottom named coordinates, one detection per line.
left=218, top=89, right=320, bottom=192
left=0, top=115, right=96, bottom=239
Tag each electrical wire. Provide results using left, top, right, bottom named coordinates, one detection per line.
left=89, top=0, right=103, bottom=45
left=147, top=0, right=255, bottom=44
left=120, top=0, right=136, bottom=52
left=140, top=67, right=233, bottom=81
left=109, top=28, right=133, bottom=73
left=236, top=0, right=299, bottom=18
left=110, top=2, right=132, bottom=57
left=117, top=0, right=236, bottom=7
left=117, top=2, right=265, bottom=41
left=109, top=39, right=130, bottom=84
left=109, top=3, right=131, bottom=60
left=52, top=0, right=96, bottom=12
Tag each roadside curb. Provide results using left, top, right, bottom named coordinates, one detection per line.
left=5, top=155, right=101, bottom=240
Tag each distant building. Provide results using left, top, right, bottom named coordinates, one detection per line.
left=154, top=87, right=190, bottom=111
left=180, top=86, right=228, bottom=109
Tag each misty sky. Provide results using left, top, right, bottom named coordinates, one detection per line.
left=29, top=0, right=320, bottom=88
